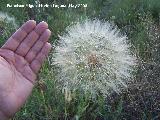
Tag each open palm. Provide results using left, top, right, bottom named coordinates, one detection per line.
left=0, top=20, right=51, bottom=119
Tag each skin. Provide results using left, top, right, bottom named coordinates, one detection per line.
left=0, top=20, right=52, bottom=120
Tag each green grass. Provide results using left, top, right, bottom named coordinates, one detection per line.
left=0, top=0, right=160, bottom=119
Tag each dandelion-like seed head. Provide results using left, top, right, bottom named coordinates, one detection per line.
left=53, top=19, right=137, bottom=98
left=0, top=12, right=18, bottom=40
left=0, top=12, right=17, bottom=29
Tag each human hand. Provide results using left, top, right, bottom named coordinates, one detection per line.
left=0, top=20, right=51, bottom=119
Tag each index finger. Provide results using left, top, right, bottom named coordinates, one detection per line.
left=1, top=20, right=36, bottom=51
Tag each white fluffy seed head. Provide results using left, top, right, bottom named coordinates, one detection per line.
left=52, top=19, right=137, bottom=98
left=0, top=12, right=17, bottom=29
